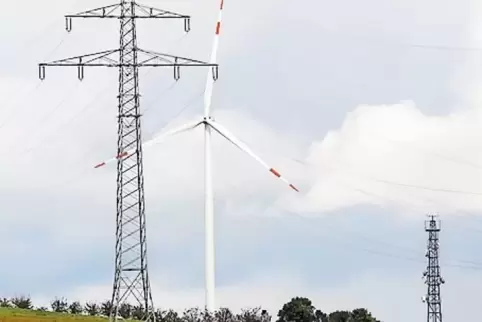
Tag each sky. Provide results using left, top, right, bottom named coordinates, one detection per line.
left=1, top=0, right=482, bottom=321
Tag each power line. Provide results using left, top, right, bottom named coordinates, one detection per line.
left=296, top=158, right=482, bottom=197
left=371, top=178, right=482, bottom=196
left=9, top=31, right=189, bottom=160
left=292, top=156, right=482, bottom=235
left=145, top=87, right=204, bottom=138
left=9, top=82, right=83, bottom=152
left=236, top=153, right=482, bottom=269
left=319, top=28, right=482, bottom=53
left=0, top=36, right=70, bottom=133
left=359, top=128, right=482, bottom=172
left=0, top=81, right=47, bottom=143
left=280, top=207, right=482, bottom=271
left=213, top=160, right=482, bottom=271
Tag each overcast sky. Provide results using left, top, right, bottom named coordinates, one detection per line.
left=1, top=0, right=482, bottom=321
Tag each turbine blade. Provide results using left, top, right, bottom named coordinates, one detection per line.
left=203, top=0, right=225, bottom=117
left=207, top=119, right=299, bottom=192
left=94, top=120, right=202, bottom=169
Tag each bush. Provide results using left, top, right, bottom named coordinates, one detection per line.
left=0, top=298, right=11, bottom=308
left=100, top=300, right=113, bottom=317
left=69, top=301, right=83, bottom=314
left=84, top=302, right=100, bottom=316
left=51, top=297, right=69, bottom=313
left=119, top=303, right=133, bottom=319
left=11, top=296, right=33, bottom=310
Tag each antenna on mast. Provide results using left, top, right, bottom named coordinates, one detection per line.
left=423, top=214, right=444, bottom=322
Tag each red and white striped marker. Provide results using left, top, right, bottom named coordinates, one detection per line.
left=204, top=0, right=225, bottom=117
left=207, top=119, right=300, bottom=193
left=93, top=121, right=202, bottom=169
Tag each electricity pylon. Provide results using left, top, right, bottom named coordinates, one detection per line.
left=422, top=215, right=445, bottom=322
left=38, top=1, right=218, bottom=321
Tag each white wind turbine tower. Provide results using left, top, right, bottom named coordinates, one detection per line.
left=94, top=0, right=299, bottom=312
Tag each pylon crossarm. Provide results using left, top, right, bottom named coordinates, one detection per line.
left=66, top=4, right=121, bottom=18
left=137, top=48, right=215, bottom=66
left=38, top=48, right=219, bottom=81
left=40, top=49, right=120, bottom=66
left=134, top=3, right=190, bottom=19
left=137, top=49, right=219, bottom=80
left=38, top=49, right=121, bottom=80
left=38, top=48, right=216, bottom=67
left=65, top=3, right=189, bottom=19
left=64, top=3, right=191, bottom=32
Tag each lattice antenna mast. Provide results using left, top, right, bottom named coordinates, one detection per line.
left=38, top=1, right=218, bottom=322
left=422, top=215, right=445, bottom=322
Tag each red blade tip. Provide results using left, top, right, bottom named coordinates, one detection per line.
left=290, top=184, right=300, bottom=192
left=94, top=162, right=106, bottom=169
left=116, top=151, right=128, bottom=159
left=270, top=168, right=281, bottom=177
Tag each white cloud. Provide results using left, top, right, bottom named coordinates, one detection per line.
left=0, top=92, right=306, bottom=253
left=289, top=101, right=482, bottom=216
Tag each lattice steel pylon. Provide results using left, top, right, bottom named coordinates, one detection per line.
left=38, top=1, right=218, bottom=321
left=422, top=215, right=445, bottom=322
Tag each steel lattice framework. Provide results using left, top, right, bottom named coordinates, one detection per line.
left=422, top=215, right=445, bottom=322
left=38, top=1, right=218, bottom=321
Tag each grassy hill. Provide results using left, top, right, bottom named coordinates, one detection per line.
left=0, top=308, right=113, bottom=322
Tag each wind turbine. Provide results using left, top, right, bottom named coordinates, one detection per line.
left=94, top=0, right=299, bottom=312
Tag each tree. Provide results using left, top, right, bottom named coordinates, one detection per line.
left=236, top=308, right=271, bottom=322
left=11, top=296, right=33, bottom=310
left=119, top=303, right=133, bottom=319
left=51, top=297, right=69, bottom=313
left=100, top=300, right=113, bottom=317
left=350, top=309, right=380, bottom=322
left=0, top=298, right=12, bottom=308
left=315, top=310, right=328, bottom=322
left=327, top=311, right=351, bottom=322
left=69, top=301, right=83, bottom=315
left=154, top=309, right=167, bottom=322
left=84, top=302, right=100, bottom=316
left=162, top=309, right=182, bottom=322
left=182, top=307, right=202, bottom=322
left=277, top=297, right=316, bottom=322
left=132, top=305, right=146, bottom=320
left=261, top=310, right=272, bottom=322
left=201, top=309, right=214, bottom=322
left=215, top=308, right=234, bottom=322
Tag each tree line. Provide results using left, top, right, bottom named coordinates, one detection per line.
left=0, top=295, right=381, bottom=322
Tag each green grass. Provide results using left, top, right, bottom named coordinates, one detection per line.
left=0, top=308, right=111, bottom=322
